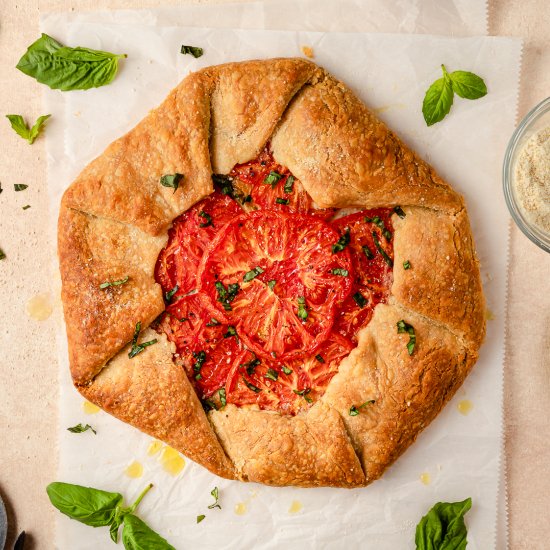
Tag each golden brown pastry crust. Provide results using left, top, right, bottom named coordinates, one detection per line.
left=58, top=58, right=486, bottom=487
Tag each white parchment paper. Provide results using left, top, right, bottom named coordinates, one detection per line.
left=42, top=10, right=521, bottom=550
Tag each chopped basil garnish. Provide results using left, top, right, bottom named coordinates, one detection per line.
left=218, top=388, right=227, bottom=408
left=14, top=184, right=28, bottom=191
left=242, top=376, right=261, bottom=393
left=349, top=400, right=375, bottom=416
left=164, top=284, right=179, bottom=303
left=199, top=211, right=212, bottom=228
left=403, top=260, right=411, bottom=270
left=373, top=231, right=393, bottom=267
left=223, top=326, right=238, bottom=339
left=397, top=320, right=416, bottom=355
left=212, top=174, right=234, bottom=195
left=22, top=204, right=31, bottom=210
left=241, top=357, right=261, bottom=376
left=215, top=281, right=239, bottom=311
left=166, top=311, right=188, bottom=323
left=193, top=351, right=207, bottom=380
left=276, top=197, right=289, bottom=205
left=393, top=206, right=406, bottom=218
left=284, top=175, right=295, bottom=194
left=264, top=171, right=282, bottom=186
left=265, top=368, right=279, bottom=382
left=293, top=388, right=312, bottom=403
left=0, top=248, right=5, bottom=260
left=208, top=487, right=221, bottom=510
left=243, top=266, right=264, bottom=282
left=331, top=268, right=348, bottom=277
left=353, top=292, right=367, bottom=308
left=282, top=365, right=293, bottom=375
left=315, top=354, right=325, bottom=363
left=160, top=173, right=183, bottom=193
left=243, top=194, right=252, bottom=203
left=297, top=296, right=308, bottom=321
left=267, top=280, right=276, bottom=290
left=180, top=45, right=203, bottom=58
left=362, top=245, right=374, bottom=260
left=196, top=515, right=205, bottom=524
left=369, top=215, right=392, bottom=241
left=202, top=398, right=217, bottom=412
left=332, top=227, right=350, bottom=253
left=67, top=423, right=97, bottom=435
left=99, top=276, right=129, bottom=290
left=206, top=318, right=220, bottom=327
left=128, top=322, right=158, bottom=358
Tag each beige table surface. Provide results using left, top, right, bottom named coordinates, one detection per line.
left=0, top=1, right=548, bottom=549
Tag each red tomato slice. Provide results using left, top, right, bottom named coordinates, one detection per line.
left=331, top=209, right=394, bottom=340
left=155, top=191, right=243, bottom=296
left=198, top=210, right=354, bottom=360
left=230, top=146, right=335, bottom=220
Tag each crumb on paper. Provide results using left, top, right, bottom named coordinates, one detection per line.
left=301, top=46, right=314, bottom=59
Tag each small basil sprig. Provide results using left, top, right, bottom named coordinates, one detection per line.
left=17, top=34, right=126, bottom=91
left=67, top=423, right=96, bottom=435
left=415, top=498, right=472, bottom=550
left=6, top=114, right=51, bottom=144
left=128, top=322, right=158, bottom=358
left=397, top=319, right=416, bottom=355
left=46, top=482, right=174, bottom=549
left=160, top=173, right=184, bottom=193
left=180, top=45, right=203, bottom=58
left=423, top=64, right=487, bottom=126
left=0, top=248, right=6, bottom=260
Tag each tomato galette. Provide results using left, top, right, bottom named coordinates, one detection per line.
left=58, top=58, right=485, bottom=487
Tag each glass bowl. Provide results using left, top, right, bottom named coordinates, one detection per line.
left=503, top=96, right=550, bottom=253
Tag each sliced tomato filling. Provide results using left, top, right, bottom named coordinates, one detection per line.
left=154, top=146, right=394, bottom=415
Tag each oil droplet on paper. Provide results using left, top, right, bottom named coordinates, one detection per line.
left=301, top=45, right=314, bottom=59
left=485, top=308, right=495, bottom=320
left=457, top=399, right=473, bottom=415
left=420, top=472, right=431, bottom=485
left=26, top=293, right=53, bottom=321
left=289, top=500, right=303, bottom=514
left=125, top=461, right=143, bottom=478
left=160, top=446, right=185, bottom=476
left=234, top=502, right=247, bottom=515
left=147, top=440, right=163, bottom=456
left=82, top=401, right=100, bottom=414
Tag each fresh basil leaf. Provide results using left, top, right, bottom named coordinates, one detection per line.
left=22, top=205, right=31, bottom=210
left=208, top=487, right=221, bottom=510
left=282, top=365, right=293, bottom=375
left=372, top=231, right=393, bottom=267
left=243, top=266, right=264, bottom=282
left=46, top=482, right=122, bottom=527
left=265, top=368, right=279, bottom=382
left=393, top=206, right=406, bottom=219
left=276, top=197, right=289, bottom=205
left=415, top=498, right=472, bottom=550
left=160, top=173, right=183, bottom=193
left=332, top=227, right=350, bottom=253
left=164, top=285, right=179, bottom=303
left=17, top=34, right=126, bottom=91
left=297, top=296, right=308, bottom=321
left=99, top=276, right=129, bottom=289
left=284, top=175, right=295, bottom=194
left=180, top=45, right=203, bottom=58
left=403, top=260, right=411, bottom=270
left=215, top=281, right=239, bottom=311
left=122, top=514, right=175, bottom=550
left=67, top=423, right=96, bottom=435
left=397, top=319, right=416, bottom=355
left=449, top=71, right=487, bottom=100
left=422, top=71, right=454, bottom=127
left=241, top=356, right=261, bottom=376
left=242, top=376, right=261, bottom=393
left=110, top=510, right=124, bottom=543
left=6, top=114, right=51, bottom=144
left=199, top=211, right=212, bottom=228
left=264, top=171, right=282, bottom=186
left=14, top=184, right=28, bottom=191
left=196, top=514, right=206, bottom=524
left=353, top=292, right=367, bottom=308
left=330, top=268, right=348, bottom=277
